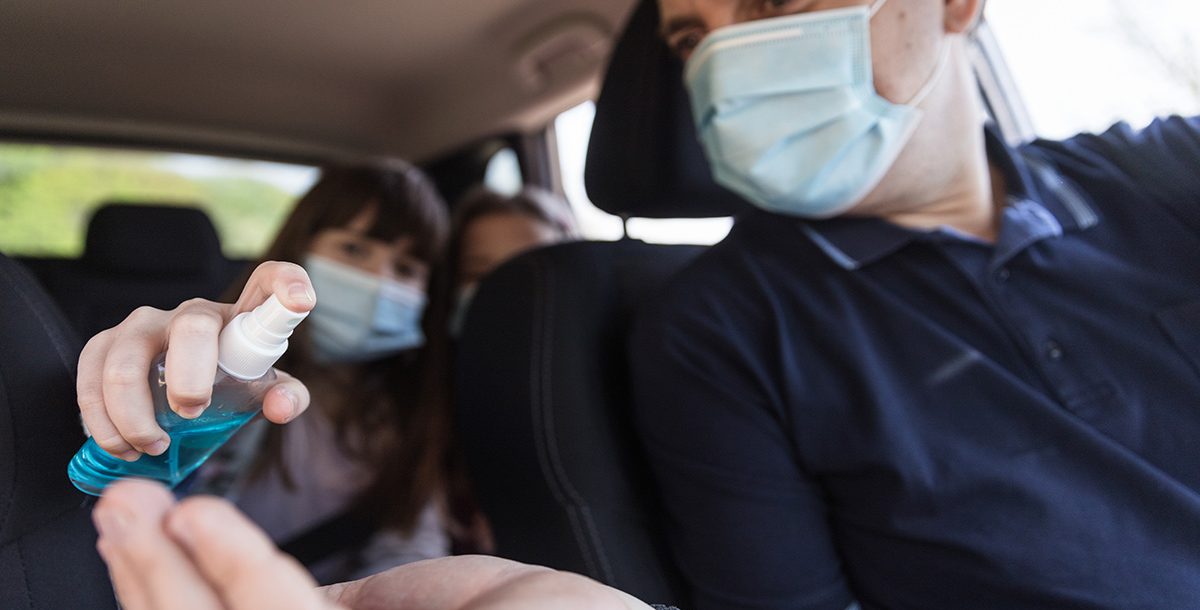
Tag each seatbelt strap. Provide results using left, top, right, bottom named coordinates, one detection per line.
left=278, top=507, right=377, bottom=570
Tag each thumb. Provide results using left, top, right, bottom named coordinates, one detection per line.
left=166, top=496, right=332, bottom=610
left=233, top=261, right=316, bottom=317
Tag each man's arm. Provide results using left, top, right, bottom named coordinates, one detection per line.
left=94, top=480, right=653, bottom=610
left=1040, top=115, right=1200, bottom=235
left=630, top=305, right=854, bottom=610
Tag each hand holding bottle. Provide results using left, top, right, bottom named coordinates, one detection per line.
left=76, top=261, right=316, bottom=462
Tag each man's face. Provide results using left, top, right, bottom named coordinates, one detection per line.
left=659, top=0, right=987, bottom=217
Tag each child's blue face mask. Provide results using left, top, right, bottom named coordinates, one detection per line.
left=303, top=254, right=427, bottom=363
left=685, top=0, right=948, bottom=218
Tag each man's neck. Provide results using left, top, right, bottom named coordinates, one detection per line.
left=877, top=134, right=1006, bottom=243
left=855, top=47, right=1008, bottom=243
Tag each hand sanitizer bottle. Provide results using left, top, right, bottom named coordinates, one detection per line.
left=68, top=296, right=308, bottom=496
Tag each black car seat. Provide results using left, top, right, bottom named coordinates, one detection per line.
left=454, top=1, right=744, bottom=606
left=456, top=241, right=703, bottom=605
left=0, top=254, right=117, bottom=609
left=583, top=0, right=749, bottom=219
left=33, top=203, right=245, bottom=340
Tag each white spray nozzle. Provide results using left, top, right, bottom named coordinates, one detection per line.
left=217, top=295, right=310, bottom=380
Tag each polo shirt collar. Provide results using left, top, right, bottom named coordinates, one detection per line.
left=799, top=127, right=1100, bottom=271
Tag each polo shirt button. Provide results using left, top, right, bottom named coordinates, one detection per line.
left=1044, top=340, right=1065, bottom=361
left=996, top=267, right=1012, bottom=282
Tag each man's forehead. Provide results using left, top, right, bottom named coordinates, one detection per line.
left=656, top=0, right=867, bottom=34
left=656, top=0, right=733, bottom=38
left=657, top=0, right=726, bottom=21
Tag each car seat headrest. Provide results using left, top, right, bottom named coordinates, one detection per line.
left=583, top=0, right=750, bottom=219
left=84, top=203, right=224, bottom=276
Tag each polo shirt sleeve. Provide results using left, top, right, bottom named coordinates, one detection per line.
left=1051, top=115, right=1200, bottom=235
left=630, top=300, right=854, bottom=610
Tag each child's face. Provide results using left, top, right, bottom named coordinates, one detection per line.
left=458, top=211, right=563, bottom=288
left=308, top=204, right=429, bottom=295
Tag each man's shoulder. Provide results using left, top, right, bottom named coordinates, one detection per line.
left=1026, top=116, right=1199, bottom=162
left=632, top=210, right=827, bottom=345
left=642, top=212, right=793, bottom=305
left=1022, top=116, right=1200, bottom=234
left=1023, top=118, right=1199, bottom=188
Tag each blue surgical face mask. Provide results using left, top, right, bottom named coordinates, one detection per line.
left=303, top=254, right=427, bottom=363
left=685, top=0, right=949, bottom=218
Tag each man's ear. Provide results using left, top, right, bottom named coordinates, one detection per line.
left=945, top=0, right=984, bottom=34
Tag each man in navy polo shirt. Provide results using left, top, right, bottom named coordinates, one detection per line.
left=631, top=0, right=1200, bottom=608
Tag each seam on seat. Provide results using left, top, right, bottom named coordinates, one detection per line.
left=527, top=260, right=589, bottom=569
left=0, top=260, right=70, bottom=547
left=0, top=345, right=18, bottom=548
left=15, top=537, right=33, bottom=609
left=529, top=259, right=597, bottom=574
left=527, top=257, right=615, bottom=583
left=0, top=502, right=95, bottom=610
left=0, top=503, right=81, bottom=552
left=0, top=259, right=83, bottom=589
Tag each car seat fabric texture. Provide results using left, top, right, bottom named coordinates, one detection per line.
left=0, top=254, right=117, bottom=609
left=455, top=241, right=703, bottom=608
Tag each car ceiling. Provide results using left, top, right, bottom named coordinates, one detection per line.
left=0, top=0, right=637, bottom=164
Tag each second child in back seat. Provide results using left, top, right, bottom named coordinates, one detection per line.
left=446, top=187, right=579, bottom=336
left=186, top=165, right=454, bottom=583
left=423, top=187, right=579, bottom=553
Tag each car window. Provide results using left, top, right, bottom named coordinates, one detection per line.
left=0, top=143, right=318, bottom=258
left=554, top=101, right=734, bottom=245
left=987, top=0, right=1200, bottom=139
left=483, top=147, right=524, bottom=197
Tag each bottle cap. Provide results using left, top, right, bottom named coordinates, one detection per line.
left=217, top=295, right=310, bottom=380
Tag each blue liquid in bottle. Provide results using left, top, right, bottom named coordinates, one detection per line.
left=68, top=355, right=275, bottom=496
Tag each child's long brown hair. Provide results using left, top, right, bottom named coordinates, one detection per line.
left=231, top=164, right=450, bottom=535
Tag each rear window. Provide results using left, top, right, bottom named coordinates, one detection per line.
left=987, top=0, right=1200, bottom=139
left=0, top=143, right=318, bottom=258
left=555, top=102, right=734, bottom=245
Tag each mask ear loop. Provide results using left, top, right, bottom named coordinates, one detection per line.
left=906, top=40, right=953, bottom=108
left=868, top=0, right=951, bottom=108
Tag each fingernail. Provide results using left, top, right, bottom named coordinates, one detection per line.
left=95, top=506, right=131, bottom=539
left=180, top=404, right=206, bottom=419
left=119, top=450, right=142, bottom=462
left=146, top=439, right=169, bottom=456
left=288, top=282, right=315, bottom=306
left=278, top=387, right=300, bottom=422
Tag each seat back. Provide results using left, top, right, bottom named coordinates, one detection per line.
left=455, top=241, right=702, bottom=606
left=0, top=255, right=116, bottom=609
left=455, top=1, right=746, bottom=604
left=28, top=203, right=246, bottom=339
